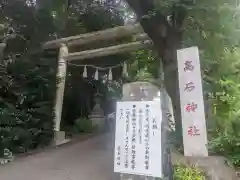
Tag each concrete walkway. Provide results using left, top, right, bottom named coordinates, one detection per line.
left=0, top=134, right=118, bottom=180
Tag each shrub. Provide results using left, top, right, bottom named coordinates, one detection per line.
left=73, top=117, right=96, bottom=133
left=173, top=164, right=206, bottom=180
left=207, top=78, right=240, bottom=167
left=0, top=55, right=55, bottom=157
left=209, top=118, right=240, bottom=167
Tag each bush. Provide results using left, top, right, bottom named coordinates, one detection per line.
left=73, top=117, right=96, bottom=133
left=173, top=164, right=206, bottom=180
left=0, top=55, right=56, bottom=157
left=207, top=78, right=240, bottom=167
left=209, top=118, right=240, bottom=166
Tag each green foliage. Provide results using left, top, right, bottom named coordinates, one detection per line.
left=209, top=120, right=240, bottom=166
left=73, top=117, right=96, bottom=133
left=129, top=48, right=240, bottom=168
left=173, top=164, right=206, bottom=180
left=101, top=80, right=122, bottom=104
left=207, top=80, right=240, bottom=166
left=129, top=0, right=240, bottom=167
left=128, top=49, right=159, bottom=81
left=1, top=0, right=240, bottom=171
left=203, top=48, right=240, bottom=167
left=0, top=56, right=56, bottom=156
left=0, top=0, right=125, bottom=158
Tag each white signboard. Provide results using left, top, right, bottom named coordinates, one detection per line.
left=177, top=47, right=208, bottom=157
left=114, top=101, right=163, bottom=178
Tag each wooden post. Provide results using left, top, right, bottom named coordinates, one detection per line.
left=54, top=44, right=68, bottom=145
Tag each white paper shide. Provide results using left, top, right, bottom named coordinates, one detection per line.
left=114, top=101, right=163, bottom=178
left=177, top=47, right=208, bottom=157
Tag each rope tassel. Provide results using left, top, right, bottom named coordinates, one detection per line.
left=83, top=65, right=87, bottom=78
left=94, top=68, right=99, bottom=80
left=108, top=68, right=112, bottom=80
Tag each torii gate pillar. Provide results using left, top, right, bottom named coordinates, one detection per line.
left=53, top=44, right=68, bottom=145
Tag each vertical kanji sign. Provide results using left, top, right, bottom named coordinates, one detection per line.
left=114, top=101, right=163, bottom=178
left=177, top=47, right=208, bottom=157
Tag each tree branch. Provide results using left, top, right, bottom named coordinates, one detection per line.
left=125, top=0, right=177, bottom=60
left=172, top=0, right=189, bottom=32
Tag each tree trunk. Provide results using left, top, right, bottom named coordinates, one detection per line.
left=125, top=0, right=186, bottom=147
left=162, top=34, right=183, bottom=147
left=163, top=54, right=182, bottom=147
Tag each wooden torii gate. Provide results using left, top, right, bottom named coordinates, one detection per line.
left=43, top=23, right=153, bottom=144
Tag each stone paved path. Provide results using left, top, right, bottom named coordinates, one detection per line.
left=0, top=134, right=118, bottom=180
